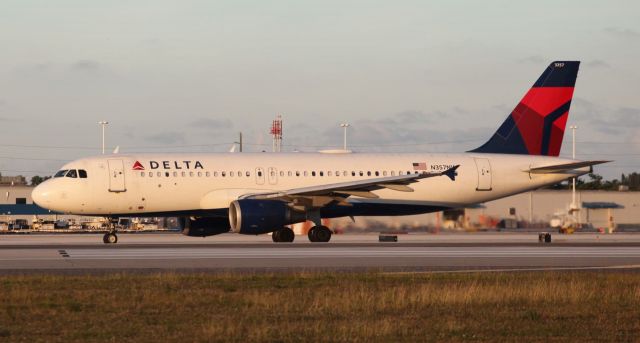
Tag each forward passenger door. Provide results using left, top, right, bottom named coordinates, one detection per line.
left=107, top=159, right=126, bottom=192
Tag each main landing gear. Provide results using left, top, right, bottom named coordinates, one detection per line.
left=308, top=225, right=332, bottom=243
left=272, top=227, right=295, bottom=243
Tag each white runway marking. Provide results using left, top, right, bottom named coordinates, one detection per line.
left=63, top=247, right=640, bottom=260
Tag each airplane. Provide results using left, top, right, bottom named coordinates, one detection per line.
left=32, top=61, right=607, bottom=244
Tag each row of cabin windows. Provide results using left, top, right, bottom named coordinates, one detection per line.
left=140, top=170, right=421, bottom=178
left=54, top=169, right=88, bottom=178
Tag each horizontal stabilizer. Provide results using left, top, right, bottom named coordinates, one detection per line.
left=527, top=160, right=609, bottom=174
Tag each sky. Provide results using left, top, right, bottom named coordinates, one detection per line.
left=0, top=0, right=639, bottom=180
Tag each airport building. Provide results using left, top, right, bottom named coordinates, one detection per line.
left=332, top=190, right=640, bottom=233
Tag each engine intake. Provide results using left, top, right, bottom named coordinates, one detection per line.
left=180, top=217, right=230, bottom=237
left=229, top=199, right=306, bottom=235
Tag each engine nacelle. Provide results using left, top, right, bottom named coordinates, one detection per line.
left=180, top=217, right=230, bottom=237
left=229, top=199, right=306, bottom=235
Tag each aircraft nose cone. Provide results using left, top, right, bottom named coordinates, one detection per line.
left=32, top=182, right=53, bottom=208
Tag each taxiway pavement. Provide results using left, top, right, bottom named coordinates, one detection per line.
left=1, top=233, right=640, bottom=274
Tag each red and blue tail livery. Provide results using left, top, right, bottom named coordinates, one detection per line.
left=471, top=61, right=580, bottom=156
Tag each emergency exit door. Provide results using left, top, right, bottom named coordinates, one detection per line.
left=255, top=167, right=265, bottom=185
left=108, top=159, right=126, bottom=192
left=268, top=167, right=278, bottom=185
left=474, top=158, right=492, bottom=191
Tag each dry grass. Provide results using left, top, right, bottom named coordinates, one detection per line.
left=0, top=271, right=639, bottom=342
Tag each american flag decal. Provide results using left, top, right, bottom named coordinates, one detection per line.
left=412, top=162, right=427, bottom=170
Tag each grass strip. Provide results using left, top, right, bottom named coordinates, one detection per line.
left=0, top=271, right=639, bottom=342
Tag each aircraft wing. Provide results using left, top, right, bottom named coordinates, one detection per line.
left=240, top=165, right=459, bottom=209
left=527, top=160, right=610, bottom=174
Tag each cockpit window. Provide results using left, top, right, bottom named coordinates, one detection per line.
left=66, top=170, right=78, bottom=178
left=78, top=169, right=87, bottom=178
left=54, top=170, right=68, bottom=178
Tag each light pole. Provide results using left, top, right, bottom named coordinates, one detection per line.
left=570, top=125, right=578, bottom=224
left=98, top=121, right=109, bottom=154
left=340, top=123, right=350, bottom=150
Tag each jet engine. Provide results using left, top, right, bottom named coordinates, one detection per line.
left=180, top=216, right=231, bottom=237
left=228, top=199, right=306, bottom=235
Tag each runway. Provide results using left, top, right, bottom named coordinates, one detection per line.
left=1, top=233, right=640, bottom=273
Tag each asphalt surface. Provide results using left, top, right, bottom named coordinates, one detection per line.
left=1, top=232, right=640, bottom=274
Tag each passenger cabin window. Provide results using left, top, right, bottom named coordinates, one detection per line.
left=15, top=198, right=27, bottom=205
left=66, top=170, right=78, bottom=178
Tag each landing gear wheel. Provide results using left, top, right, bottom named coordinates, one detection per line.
left=308, top=226, right=332, bottom=242
left=279, top=227, right=295, bottom=243
left=103, top=232, right=118, bottom=244
left=272, top=230, right=281, bottom=242
left=272, top=227, right=295, bottom=243
left=308, top=227, right=318, bottom=242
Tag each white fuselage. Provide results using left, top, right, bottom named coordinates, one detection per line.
left=32, top=152, right=585, bottom=217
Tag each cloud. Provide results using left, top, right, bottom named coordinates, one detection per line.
left=586, top=60, right=610, bottom=69
left=517, top=56, right=545, bottom=64
left=69, top=59, right=102, bottom=72
left=285, top=109, right=490, bottom=153
left=189, top=118, right=233, bottom=130
left=603, top=27, right=640, bottom=39
left=144, top=131, right=186, bottom=145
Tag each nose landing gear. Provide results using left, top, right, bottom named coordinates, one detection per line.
left=103, top=232, right=118, bottom=244
left=102, top=218, right=119, bottom=244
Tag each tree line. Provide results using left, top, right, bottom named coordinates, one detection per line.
left=547, top=172, right=640, bottom=191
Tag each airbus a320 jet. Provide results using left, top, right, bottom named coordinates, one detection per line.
left=32, top=61, right=606, bottom=243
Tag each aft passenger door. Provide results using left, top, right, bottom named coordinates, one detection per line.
left=474, top=158, right=492, bottom=191
left=107, top=159, right=126, bottom=192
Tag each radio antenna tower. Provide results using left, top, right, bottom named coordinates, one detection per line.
left=270, top=114, right=283, bottom=152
